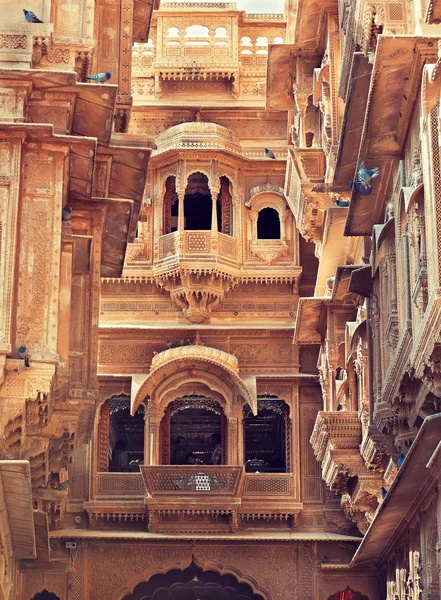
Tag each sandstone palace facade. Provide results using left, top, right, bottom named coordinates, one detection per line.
left=0, top=0, right=440, bottom=598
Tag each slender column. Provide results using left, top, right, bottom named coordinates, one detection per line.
left=176, top=189, right=185, bottom=254
left=227, top=417, right=238, bottom=465
left=149, top=419, right=161, bottom=466
left=210, top=185, right=219, bottom=253
left=144, top=414, right=150, bottom=465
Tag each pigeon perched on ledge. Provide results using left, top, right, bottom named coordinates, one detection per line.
left=62, top=206, right=72, bottom=221
left=86, top=72, right=111, bottom=84
left=23, top=9, right=43, bottom=23
left=264, top=148, right=276, bottom=159
left=18, top=344, right=30, bottom=367
left=349, top=161, right=380, bottom=196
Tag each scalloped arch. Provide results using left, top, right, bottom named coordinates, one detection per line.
left=113, top=557, right=272, bottom=600
left=131, top=347, right=257, bottom=415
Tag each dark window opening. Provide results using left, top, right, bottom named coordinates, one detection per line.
left=244, top=398, right=289, bottom=472
left=31, top=592, right=61, bottom=600
left=162, top=175, right=178, bottom=235
left=184, top=192, right=212, bottom=230
left=163, top=396, right=225, bottom=465
left=184, top=172, right=212, bottom=230
left=108, top=397, right=144, bottom=472
left=257, top=207, right=280, bottom=239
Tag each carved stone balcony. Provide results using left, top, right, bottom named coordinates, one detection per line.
left=154, top=230, right=238, bottom=322
left=84, top=469, right=302, bottom=531
left=141, top=466, right=244, bottom=532
left=310, top=411, right=382, bottom=533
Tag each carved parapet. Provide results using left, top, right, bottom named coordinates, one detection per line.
left=360, top=424, right=386, bottom=472
left=383, top=457, right=398, bottom=491
left=153, top=121, right=242, bottom=157
left=0, top=362, right=55, bottom=407
left=141, top=465, right=244, bottom=533
left=310, top=411, right=362, bottom=463
left=292, top=148, right=326, bottom=183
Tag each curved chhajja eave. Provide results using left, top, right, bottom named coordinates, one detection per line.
left=130, top=345, right=257, bottom=416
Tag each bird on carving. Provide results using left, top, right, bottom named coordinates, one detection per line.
left=62, top=206, right=72, bottom=222
left=56, top=480, right=70, bottom=491
left=86, top=72, right=111, bottom=84
left=349, top=161, right=380, bottom=196
left=179, top=118, right=186, bottom=124
left=334, top=199, right=350, bottom=207
left=18, top=344, right=30, bottom=367
left=23, top=9, right=43, bottom=23
left=264, top=148, right=276, bottom=160
left=166, top=338, right=191, bottom=350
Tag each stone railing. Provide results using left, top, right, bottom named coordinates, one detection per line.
left=243, top=473, right=293, bottom=496
left=157, top=230, right=237, bottom=263
left=158, top=231, right=178, bottom=259
left=310, top=411, right=362, bottom=463
left=141, top=466, right=244, bottom=496
left=93, top=472, right=145, bottom=499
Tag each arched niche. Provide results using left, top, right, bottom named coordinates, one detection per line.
left=247, top=192, right=289, bottom=241
left=326, top=588, right=368, bottom=600
left=30, top=591, right=62, bottom=600
left=120, top=562, right=267, bottom=600
left=257, top=207, right=280, bottom=239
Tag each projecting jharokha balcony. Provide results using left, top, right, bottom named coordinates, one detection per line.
left=87, top=468, right=301, bottom=533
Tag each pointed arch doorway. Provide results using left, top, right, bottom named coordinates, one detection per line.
left=121, top=563, right=266, bottom=600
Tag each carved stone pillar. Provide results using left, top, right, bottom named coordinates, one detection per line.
left=211, top=184, right=219, bottom=253
left=149, top=418, right=161, bottom=466
left=227, top=416, right=238, bottom=465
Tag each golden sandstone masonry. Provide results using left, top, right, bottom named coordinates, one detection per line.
left=0, top=0, right=440, bottom=598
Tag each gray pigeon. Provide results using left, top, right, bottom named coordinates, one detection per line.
left=62, top=206, right=72, bottom=221
left=56, top=480, right=70, bottom=491
left=264, top=148, right=276, bottom=159
left=86, top=72, right=111, bottom=83
left=23, top=9, right=43, bottom=23
left=18, top=344, right=30, bottom=367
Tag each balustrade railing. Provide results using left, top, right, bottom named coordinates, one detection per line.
left=157, top=231, right=236, bottom=262
left=94, top=472, right=145, bottom=499
left=243, top=473, right=293, bottom=496
left=141, top=466, right=244, bottom=496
